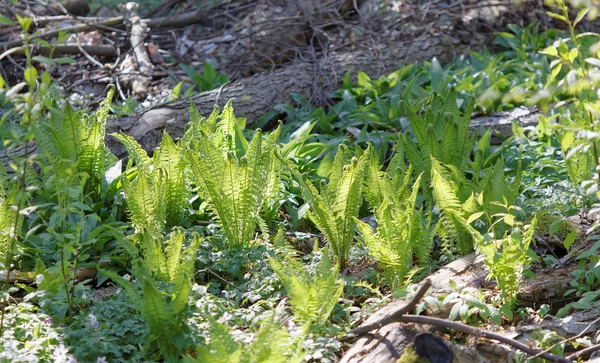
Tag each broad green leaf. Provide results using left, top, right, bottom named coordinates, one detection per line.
left=32, top=56, right=55, bottom=66
left=564, top=231, right=577, bottom=251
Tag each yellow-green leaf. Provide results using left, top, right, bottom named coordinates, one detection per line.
left=24, top=66, right=37, bottom=87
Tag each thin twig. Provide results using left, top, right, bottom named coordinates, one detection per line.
left=76, top=37, right=104, bottom=68
left=0, top=17, right=124, bottom=50
left=567, top=342, right=600, bottom=361
left=194, top=268, right=243, bottom=291
left=528, top=317, right=600, bottom=361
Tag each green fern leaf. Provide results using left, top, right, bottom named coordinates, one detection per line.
left=141, top=276, right=174, bottom=335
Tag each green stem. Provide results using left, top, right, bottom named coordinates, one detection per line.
left=0, top=143, right=30, bottom=336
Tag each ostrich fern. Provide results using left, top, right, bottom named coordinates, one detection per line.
left=269, top=246, right=343, bottom=326
left=113, top=130, right=190, bottom=228
left=185, top=101, right=282, bottom=250
left=285, top=144, right=370, bottom=264
left=36, top=85, right=117, bottom=195
left=357, top=148, right=433, bottom=288
left=101, top=232, right=200, bottom=360
left=188, top=314, right=304, bottom=363
left=431, top=157, right=481, bottom=255
left=397, top=90, right=476, bottom=200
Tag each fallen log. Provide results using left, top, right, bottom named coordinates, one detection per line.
left=104, top=30, right=483, bottom=157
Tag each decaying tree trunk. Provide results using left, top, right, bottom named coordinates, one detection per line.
left=105, top=30, right=481, bottom=157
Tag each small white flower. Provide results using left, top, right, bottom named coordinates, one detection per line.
left=3, top=340, right=18, bottom=357
left=52, top=344, right=70, bottom=363
left=123, top=274, right=131, bottom=281
left=89, top=314, right=100, bottom=329
left=193, top=285, right=207, bottom=296
left=35, top=274, right=44, bottom=285
left=97, top=357, right=108, bottom=363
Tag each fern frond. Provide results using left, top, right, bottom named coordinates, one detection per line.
left=141, top=275, right=174, bottom=337
left=164, top=228, right=184, bottom=280
left=331, top=153, right=368, bottom=261
left=60, top=101, right=83, bottom=159
left=122, top=171, right=160, bottom=234
left=79, top=120, right=105, bottom=184
left=94, top=84, right=115, bottom=131
left=171, top=233, right=200, bottom=315
left=112, top=133, right=151, bottom=167
left=364, top=146, right=390, bottom=208
left=154, top=131, right=189, bottom=226
left=326, top=144, right=350, bottom=199
left=97, top=268, right=143, bottom=311
left=431, top=157, right=480, bottom=255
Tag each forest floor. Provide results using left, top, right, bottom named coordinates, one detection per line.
left=1, top=0, right=600, bottom=362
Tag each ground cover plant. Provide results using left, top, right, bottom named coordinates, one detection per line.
left=2, top=0, right=600, bottom=362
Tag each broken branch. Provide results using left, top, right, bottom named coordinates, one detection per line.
left=343, top=279, right=433, bottom=339
left=399, top=315, right=572, bottom=363
left=121, top=2, right=153, bottom=99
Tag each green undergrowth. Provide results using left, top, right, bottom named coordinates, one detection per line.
left=0, top=1, right=600, bottom=361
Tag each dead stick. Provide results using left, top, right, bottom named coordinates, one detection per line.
left=122, top=2, right=153, bottom=98
left=0, top=17, right=124, bottom=50
left=0, top=15, right=113, bottom=29
left=342, top=279, right=432, bottom=339
left=145, top=9, right=206, bottom=29
left=399, top=315, right=571, bottom=363
left=0, top=44, right=117, bottom=59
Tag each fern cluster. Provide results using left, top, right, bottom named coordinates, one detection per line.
left=188, top=314, right=304, bottom=363
left=356, top=147, right=433, bottom=288
left=184, top=101, right=282, bottom=250
left=100, top=232, right=201, bottom=360
left=285, top=144, right=369, bottom=264
left=36, top=85, right=117, bottom=196
left=431, top=157, right=482, bottom=255
left=431, top=154, right=522, bottom=255
left=114, top=129, right=190, bottom=229
left=397, top=90, right=476, bottom=199
left=269, top=241, right=343, bottom=326
left=479, top=216, right=537, bottom=304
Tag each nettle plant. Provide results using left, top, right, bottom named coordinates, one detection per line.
left=531, top=0, right=600, bottom=314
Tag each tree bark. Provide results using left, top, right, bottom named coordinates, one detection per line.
left=105, top=30, right=482, bottom=157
